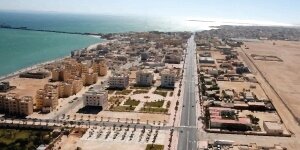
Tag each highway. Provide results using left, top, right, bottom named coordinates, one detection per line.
left=177, top=34, right=198, bottom=150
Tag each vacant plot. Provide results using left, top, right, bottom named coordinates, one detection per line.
left=243, top=40, right=300, bottom=122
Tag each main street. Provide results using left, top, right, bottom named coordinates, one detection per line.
left=178, top=34, right=198, bottom=150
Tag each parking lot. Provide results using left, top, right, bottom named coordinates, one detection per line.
left=81, top=125, right=168, bottom=145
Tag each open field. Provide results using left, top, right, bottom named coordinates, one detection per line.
left=243, top=40, right=300, bottom=122
left=3, top=76, right=50, bottom=102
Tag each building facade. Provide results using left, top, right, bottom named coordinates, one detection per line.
left=160, top=69, right=176, bottom=88
left=93, top=61, right=108, bottom=76
left=135, top=70, right=154, bottom=86
left=83, top=90, right=108, bottom=109
left=35, top=84, right=59, bottom=113
left=108, top=73, right=129, bottom=89
left=0, top=93, right=33, bottom=116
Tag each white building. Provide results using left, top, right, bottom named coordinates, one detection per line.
left=108, top=73, right=129, bottom=89
left=136, top=70, right=154, bottom=86
left=160, top=69, right=176, bottom=88
left=83, top=90, right=108, bottom=108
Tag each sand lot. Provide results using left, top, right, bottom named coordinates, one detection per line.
left=243, top=40, right=300, bottom=120
left=4, top=76, right=50, bottom=101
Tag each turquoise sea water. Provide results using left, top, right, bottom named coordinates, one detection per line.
left=0, top=11, right=205, bottom=76
left=0, top=28, right=101, bottom=76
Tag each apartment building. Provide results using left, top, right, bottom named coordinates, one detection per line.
left=71, top=78, right=84, bottom=94
left=82, top=73, right=98, bottom=86
left=58, top=82, right=73, bottom=98
left=19, top=96, right=34, bottom=116
left=92, top=61, right=108, bottom=76
left=160, top=69, right=176, bottom=88
left=135, top=70, right=154, bottom=86
left=35, top=84, right=59, bottom=113
left=83, top=90, right=108, bottom=109
left=51, top=68, right=71, bottom=82
left=0, top=93, right=33, bottom=116
left=108, top=73, right=129, bottom=89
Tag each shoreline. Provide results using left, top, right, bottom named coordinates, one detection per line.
left=0, top=56, right=68, bottom=81
left=0, top=35, right=109, bottom=82
left=0, top=40, right=106, bottom=82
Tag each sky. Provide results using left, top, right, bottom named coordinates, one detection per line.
left=0, top=0, right=299, bottom=25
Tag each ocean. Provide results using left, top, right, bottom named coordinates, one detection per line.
left=0, top=11, right=206, bottom=76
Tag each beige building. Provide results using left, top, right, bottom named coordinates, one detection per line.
left=7, top=93, right=19, bottom=115
left=160, top=69, right=176, bottom=88
left=64, top=59, right=81, bottom=77
left=81, top=62, right=89, bottom=75
left=0, top=93, right=33, bottom=116
left=93, top=61, right=108, bottom=76
left=51, top=69, right=71, bottom=82
left=83, top=90, right=108, bottom=109
left=35, top=89, right=44, bottom=110
left=58, top=82, right=73, bottom=98
left=71, top=78, right=84, bottom=94
left=136, top=70, right=154, bottom=86
left=19, top=96, right=34, bottom=116
left=82, top=73, right=98, bottom=86
left=109, top=73, right=129, bottom=89
left=51, top=69, right=60, bottom=81
left=35, top=84, right=59, bottom=113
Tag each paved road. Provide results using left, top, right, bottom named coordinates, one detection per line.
left=178, top=35, right=198, bottom=150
